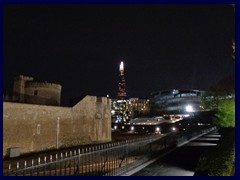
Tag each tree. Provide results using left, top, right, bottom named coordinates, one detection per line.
left=202, top=74, right=235, bottom=110
left=214, top=99, right=235, bottom=128
left=202, top=73, right=235, bottom=127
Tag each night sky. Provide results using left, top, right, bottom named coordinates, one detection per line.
left=4, top=4, right=235, bottom=106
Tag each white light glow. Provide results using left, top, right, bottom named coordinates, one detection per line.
left=156, top=127, right=160, bottom=131
left=172, top=127, right=176, bottom=131
left=114, top=125, right=117, bottom=130
left=185, top=105, right=194, bottom=112
left=120, top=61, right=124, bottom=71
left=131, top=126, right=134, bottom=131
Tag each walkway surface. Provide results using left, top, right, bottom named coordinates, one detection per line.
left=131, top=131, right=220, bottom=176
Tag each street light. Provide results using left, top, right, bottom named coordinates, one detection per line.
left=185, top=105, right=194, bottom=112
left=155, top=127, right=160, bottom=134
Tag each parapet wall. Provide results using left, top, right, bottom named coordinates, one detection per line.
left=3, top=96, right=111, bottom=157
left=14, top=75, right=34, bottom=81
left=25, top=82, right=62, bottom=90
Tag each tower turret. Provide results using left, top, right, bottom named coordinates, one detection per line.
left=13, top=75, right=34, bottom=102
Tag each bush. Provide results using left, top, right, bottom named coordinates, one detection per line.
left=214, top=99, right=235, bottom=128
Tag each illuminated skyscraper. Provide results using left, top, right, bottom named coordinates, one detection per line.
left=117, top=61, right=127, bottom=100
left=112, top=61, right=127, bottom=122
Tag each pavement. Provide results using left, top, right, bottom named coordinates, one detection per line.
left=123, top=130, right=221, bottom=176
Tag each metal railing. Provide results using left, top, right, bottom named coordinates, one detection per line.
left=4, top=126, right=216, bottom=176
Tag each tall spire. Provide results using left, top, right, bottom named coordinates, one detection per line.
left=117, top=61, right=127, bottom=100
left=119, top=61, right=124, bottom=72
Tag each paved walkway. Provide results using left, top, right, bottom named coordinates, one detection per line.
left=131, top=131, right=220, bottom=176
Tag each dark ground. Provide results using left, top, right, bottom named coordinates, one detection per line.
left=132, top=132, right=220, bottom=176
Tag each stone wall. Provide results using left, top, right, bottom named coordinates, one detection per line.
left=24, top=82, right=61, bottom=106
left=12, top=75, right=62, bottom=106
left=3, top=96, right=111, bottom=157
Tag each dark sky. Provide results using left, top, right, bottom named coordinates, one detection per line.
left=4, top=4, right=235, bottom=106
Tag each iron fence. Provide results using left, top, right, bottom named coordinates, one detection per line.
left=4, top=126, right=216, bottom=176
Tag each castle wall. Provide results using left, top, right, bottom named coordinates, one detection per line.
left=3, top=96, right=111, bottom=157
left=12, top=75, right=62, bottom=106
left=25, top=82, right=62, bottom=106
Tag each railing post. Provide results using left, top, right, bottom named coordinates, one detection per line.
left=89, top=147, right=92, bottom=176
left=55, top=154, right=58, bottom=176
left=100, top=145, right=104, bottom=175
left=65, top=152, right=67, bottom=175
left=16, top=162, right=19, bottom=176
left=44, top=156, right=46, bottom=176
left=95, top=146, right=98, bottom=175
left=30, top=159, right=34, bottom=176
left=23, top=161, right=27, bottom=176
left=69, top=151, right=72, bottom=175
left=76, top=148, right=81, bottom=176
left=49, top=155, right=52, bottom=176
left=73, top=150, right=76, bottom=175
left=125, top=140, right=128, bottom=173
left=114, top=143, right=117, bottom=175
left=60, top=153, right=63, bottom=176
left=37, top=157, right=40, bottom=176
left=8, top=163, right=11, bottom=176
left=96, top=146, right=99, bottom=176
left=105, top=144, right=109, bottom=176
left=86, top=147, right=89, bottom=176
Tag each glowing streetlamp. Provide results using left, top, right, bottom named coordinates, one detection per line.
left=185, top=105, right=194, bottom=112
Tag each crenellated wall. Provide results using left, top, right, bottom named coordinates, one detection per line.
left=12, top=75, right=62, bottom=106
left=3, top=96, right=111, bottom=157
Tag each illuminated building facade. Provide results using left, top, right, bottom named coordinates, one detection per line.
left=111, top=99, right=127, bottom=123
left=111, top=98, right=150, bottom=123
left=126, top=98, right=150, bottom=119
left=150, top=89, right=205, bottom=115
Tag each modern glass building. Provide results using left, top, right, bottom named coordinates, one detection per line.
left=150, top=89, right=206, bottom=115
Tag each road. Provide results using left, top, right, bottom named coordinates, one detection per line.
left=132, top=131, right=220, bottom=176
